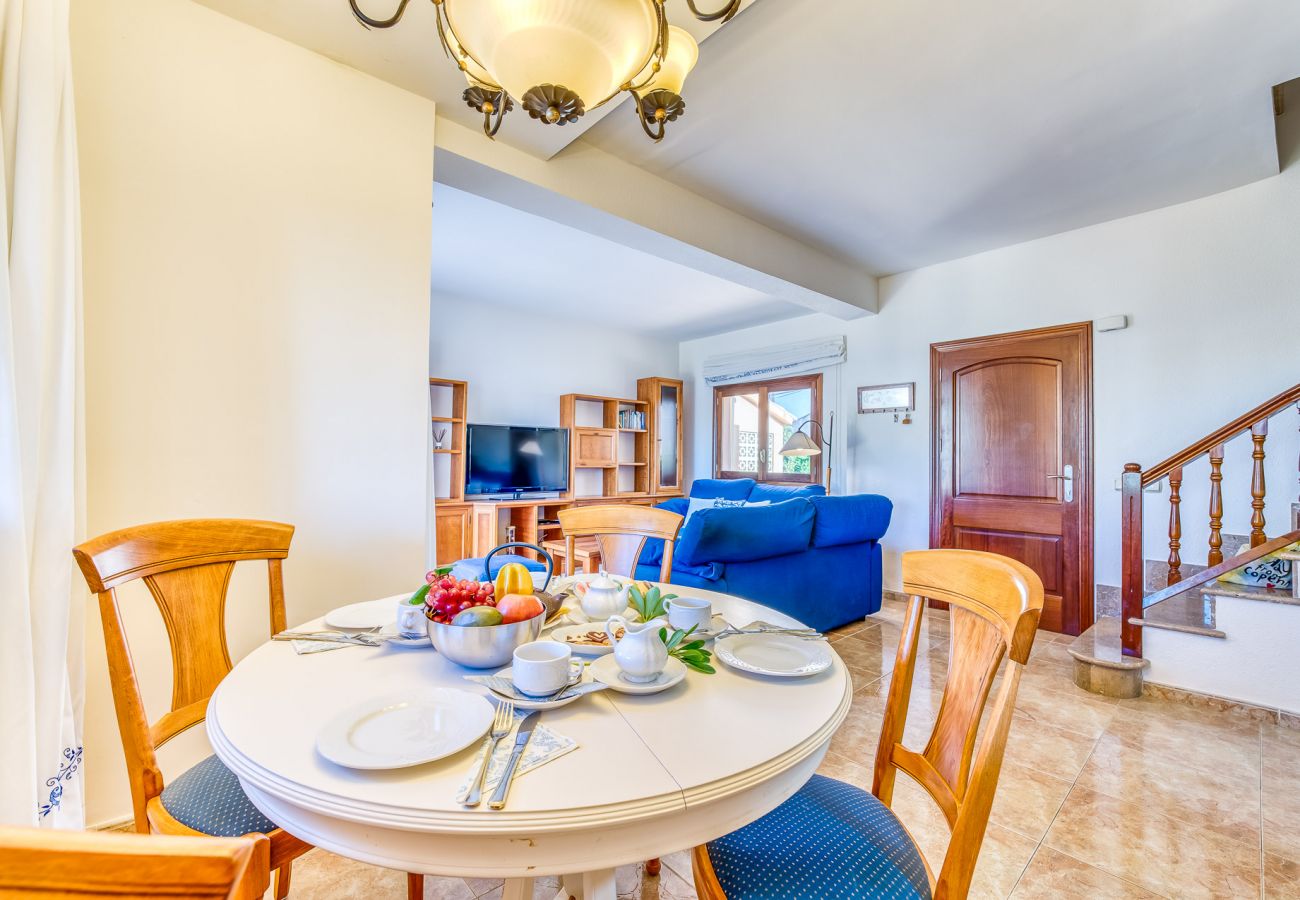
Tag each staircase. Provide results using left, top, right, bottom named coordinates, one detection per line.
left=1070, top=383, right=1300, bottom=707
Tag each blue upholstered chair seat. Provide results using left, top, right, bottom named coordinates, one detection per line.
left=706, top=774, right=931, bottom=900
left=159, top=754, right=277, bottom=838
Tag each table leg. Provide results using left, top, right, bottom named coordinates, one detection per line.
left=581, top=869, right=615, bottom=900
left=502, top=877, right=535, bottom=900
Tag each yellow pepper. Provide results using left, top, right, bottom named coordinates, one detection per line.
left=494, top=562, right=534, bottom=599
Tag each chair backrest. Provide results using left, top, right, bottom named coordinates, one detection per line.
left=72, top=519, right=294, bottom=832
left=0, top=827, right=269, bottom=899
left=873, top=549, right=1044, bottom=899
left=557, top=505, right=684, bottom=581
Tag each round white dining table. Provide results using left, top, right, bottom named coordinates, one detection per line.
left=208, top=584, right=852, bottom=900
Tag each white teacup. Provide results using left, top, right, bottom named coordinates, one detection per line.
left=512, top=640, right=579, bottom=697
left=664, top=596, right=712, bottom=634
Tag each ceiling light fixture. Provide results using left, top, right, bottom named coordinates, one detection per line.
left=348, top=0, right=739, bottom=142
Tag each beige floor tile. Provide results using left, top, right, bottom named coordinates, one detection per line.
left=1112, top=694, right=1265, bottom=741
left=1009, top=846, right=1162, bottom=899
left=987, top=759, right=1073, bottom=840
left=1266, top=852, right=1300, bottom=899
left=828, top=632, right=896, bottom=683
left=1044, top=784, right=1260, bottom=899
left=816, top=746, right=876, bottom=789
left=891, top=776, right=1037, bottom=899
left=1000, top=716, right=1098, bottom=781
left=286, top=850, right=482, bottom=899
left=1079, top=731, right=1262, bottom=847
left=1008, top=678, right=1118, bottom=740
left=1104, top=706, right=1262, bottom=780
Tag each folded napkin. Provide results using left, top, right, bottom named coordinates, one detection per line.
left=463, top=674, right=608, bottom=703
left=457, top=710, right=577, bottom=797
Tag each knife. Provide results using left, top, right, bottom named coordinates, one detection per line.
left=488, top=710, right=538, bottom=810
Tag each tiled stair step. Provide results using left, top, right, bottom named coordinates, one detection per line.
left=1130, top=593, right=1224, bottom=639
left=1067, top=617, right=1149, bottom=699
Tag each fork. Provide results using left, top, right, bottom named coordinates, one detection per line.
left=461, top=701, right=514, bottom=807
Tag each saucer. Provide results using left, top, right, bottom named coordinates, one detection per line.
left=485, top=666, right=597, bottom=710
left=590, top=655, right=687, bottom=695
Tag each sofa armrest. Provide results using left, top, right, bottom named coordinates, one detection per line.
left=810, top=495, right=893, bottom=547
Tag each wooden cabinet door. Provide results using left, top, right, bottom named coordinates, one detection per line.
left=644, top=377, right=686, bottom=496
left=434, top=505, right=471, bottom=567
left=931, top=323, right=1093, bottom=635
left=573, top=428, right=617, bottom=467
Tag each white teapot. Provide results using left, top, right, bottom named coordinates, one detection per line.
left=606, top=615, right=669, bottom=683
left=580, top=569, right=626, bottom=621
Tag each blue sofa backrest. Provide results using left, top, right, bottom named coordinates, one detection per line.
left=688, top=478, right=826, bottom=502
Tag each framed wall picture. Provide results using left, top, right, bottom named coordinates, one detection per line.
left=857, top=382, right=915, bottom=414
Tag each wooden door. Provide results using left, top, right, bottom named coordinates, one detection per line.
left=930, top=322, right=1093, bottom=634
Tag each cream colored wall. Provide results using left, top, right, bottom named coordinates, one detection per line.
left=73, top=0, right=435, bottom=826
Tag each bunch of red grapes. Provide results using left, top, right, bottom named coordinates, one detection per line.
left=423, top=571, right=496, bottom=624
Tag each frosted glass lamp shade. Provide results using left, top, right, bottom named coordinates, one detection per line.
left=444, top=0, right=660, bottom=107
left=636, top=26, right=699, bottom=95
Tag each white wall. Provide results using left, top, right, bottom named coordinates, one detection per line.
left=429, top=292, right=679, bottom=497
left=429, top=293, right=678, bottom=426
left=74, top=0, right=435, bottom=826
left=680, top=114, right=1300, bottom=596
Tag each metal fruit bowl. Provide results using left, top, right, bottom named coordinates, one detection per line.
left=427, top=615, right=545, bottom=669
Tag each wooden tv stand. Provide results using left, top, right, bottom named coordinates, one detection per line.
left=464, top=494, right=680, bottom=563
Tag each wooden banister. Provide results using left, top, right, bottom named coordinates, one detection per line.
left=1120, top=382, right=1300, bottom=658
left=1141, top=383, right=1300, bottom=486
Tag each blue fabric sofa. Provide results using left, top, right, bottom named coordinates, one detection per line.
left=635, top=478, right=893, bottom=632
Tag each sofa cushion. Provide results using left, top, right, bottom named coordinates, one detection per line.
left=641, top=498, right=689, bottom=567
left=810, top=495, right=894, bottom=548
left=747, top=482, right=827, bottom=503
left=676, top=498, right=814, bottom=566
left=688, top=478, right=756, bottom=501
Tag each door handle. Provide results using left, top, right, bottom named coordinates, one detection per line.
left=1047, top=465, right=1074, bottom=502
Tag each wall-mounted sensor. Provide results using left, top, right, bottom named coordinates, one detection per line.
left=1096, top=315, right=1128, bottom=332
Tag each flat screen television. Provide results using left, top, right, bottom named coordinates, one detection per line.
left=465, top=424, right=570, bottom=496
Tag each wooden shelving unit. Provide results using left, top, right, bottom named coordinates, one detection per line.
left=430, top=377, right=683, bottom=567
left=560, top=393, right=652, bottom=499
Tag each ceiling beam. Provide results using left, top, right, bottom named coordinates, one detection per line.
left=434, top=116, right=878, bottom=318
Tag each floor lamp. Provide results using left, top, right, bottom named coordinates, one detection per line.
left=779, top=411, right=833, bottom=494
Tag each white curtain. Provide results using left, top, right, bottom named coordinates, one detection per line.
left=703, top=335, right=847, bottom=385
left=0, top=0, right=85, bottom=827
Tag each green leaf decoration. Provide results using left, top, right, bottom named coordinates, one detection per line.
left=628, top=583, right=676, bottom=622
left=660, top=624, right=714, bottom=674
left=409, top=583, right=431, bottom=605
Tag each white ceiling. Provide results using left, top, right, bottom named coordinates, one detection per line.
left=429, top=185, right=804, bottom=340
left=198, top=0, right=1300, bottom=312
left=583, top=0, right=1300, bottom=274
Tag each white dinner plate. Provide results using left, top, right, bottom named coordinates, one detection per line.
left=714, top=634, right=833, bottom=678
left=324, top=595, right=404, bottom=631
left=316, top=689, right=493, bottom=770
left=590, top=655, right=687, bottom=695
left=549, top=622, right=620, bottom=656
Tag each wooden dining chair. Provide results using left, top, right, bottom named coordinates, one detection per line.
left=692, top=549, right=1044, bottom=900
left=556, top=504, right=684, bottom=581
left=0, top=826, right=269, bottom=899
left=72, top=519, right=424, bottom=900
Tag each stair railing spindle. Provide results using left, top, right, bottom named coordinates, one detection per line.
left=1208, top=444, right=1225, bottom=565
left=1167, top=466, right=1183, bottom=585
left=1250, top=420, right=1268, bottom=546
